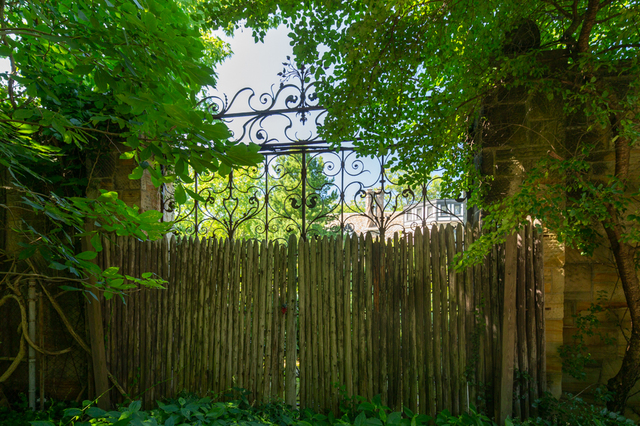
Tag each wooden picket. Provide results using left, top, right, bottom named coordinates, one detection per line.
left=99, top=223, right=544, bottom=421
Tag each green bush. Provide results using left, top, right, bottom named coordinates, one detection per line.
left=0, top=394, right=80, bottom=426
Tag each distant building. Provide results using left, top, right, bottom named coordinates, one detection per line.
left=334, top=190, right=466, bottom=239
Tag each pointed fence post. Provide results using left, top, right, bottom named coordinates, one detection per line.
left=499, top=232, right=518, bottom=423
left=286, top=234, right=298, bottom=406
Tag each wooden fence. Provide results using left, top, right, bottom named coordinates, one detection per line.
left=98, top=222, right=544, bottom=420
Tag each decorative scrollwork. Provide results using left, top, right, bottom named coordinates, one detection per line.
left=164, top=60, right=467, bottom=242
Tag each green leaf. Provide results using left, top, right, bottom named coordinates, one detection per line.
left=13, top=109, right=35, bottom=120
left=355, top=412, right=367, bottom=426
left=174, top=185, right=187, bottom=204
left=0, top=45, right=13, bottom=56
left=120, top=151, right=136, bottom=160
left=76, top=250, right=97, bottom=260
left=94, top=69, right=109, bottom=92
left=185, top=187, right=206, bottom=202
left=128, top=400, right=142, bottom=413
left=86, top=407, right=107, bottom=418
left=49, top=262, right=67, bottom=270
left=97, top=191, right=119, bottom=203
left=63, top=408, right=83, bottom=417
left=129, top=166, right=144, bottom=180
left=90, top=233, right=103, bottom=252
left=73, top=64, right=95, bottom=76
left=19, top=246, right=37, bottom=260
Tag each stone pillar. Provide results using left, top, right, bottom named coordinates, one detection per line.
left=480, top=60, right=640, bottom=411
left=479, top=68, right=568, bottom=397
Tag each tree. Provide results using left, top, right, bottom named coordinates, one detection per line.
left=0, top=0, right=261, bottom=407
left=173, top=153, right=339, bottom=241
left=0, top=0, right=262, bottom=291
left=212, top=0, right=640, bottom=411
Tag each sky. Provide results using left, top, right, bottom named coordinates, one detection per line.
left=213, top=25, right=294, bottom=97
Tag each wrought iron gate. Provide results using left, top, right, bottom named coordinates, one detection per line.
left=162, top=61, right=466, bottom=241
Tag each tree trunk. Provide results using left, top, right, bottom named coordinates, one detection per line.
left=603, top=113, right=640, bottom=412
left=83, top=180, right=111, bottom=409
left=603, top=224, right=640, bottom=412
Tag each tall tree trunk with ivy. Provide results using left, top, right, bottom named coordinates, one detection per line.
left=603, top=112, right=640, bottom=412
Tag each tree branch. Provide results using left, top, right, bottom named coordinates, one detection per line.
left=561, top=0, right=583, bottom=48
left=544, top=0, right=572, bottom=19
left=576, top=0, right=600, bottom=53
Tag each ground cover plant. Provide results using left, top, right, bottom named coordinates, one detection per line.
left=2, top=389, right=636, bottom=426
left=0, top=390, right=496, bottom=426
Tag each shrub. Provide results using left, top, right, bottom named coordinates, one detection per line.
left=508, top=392, right=635, bottom=426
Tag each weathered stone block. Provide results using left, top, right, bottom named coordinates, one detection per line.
left=481, top=104, right=528, bottom=148
left=564, top=264, right=591, bottom=292
left=546, top=319, right=564, bottom=344
left=526, top=119, right=564, bottom=148
left=565, top=291, right=595, bottom=302
left=527, top=92, right=564, bottom=121
left=593, top=283, right=626, bottom=303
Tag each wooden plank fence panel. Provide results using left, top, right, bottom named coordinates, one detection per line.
left=499, top=233, right=518, bottom=424
left=491, top=241, right=500, bottom=418
left=286, top=236, right=298, bottom=405
left=386, top=237, right=396, bottom=410
left=430, top=225, right=443, bottom=412
left=380, top=239, right=390, bottom=406
left=344, top=235, right=354, bottom=399
left=299, top=238, right=308, bottom=408
left=401, top=235, right=410, bottom=410
left=439, top=226, right=451, bottom=411
left=446, top=225, right=460, bottom=416
left=321, top=237, right=331, bottom=409
left=473, top=224, right=484, bottom=410
left=352, top=234, right=361, bottom=400
left=407, top=234, right=418, bottom=413
left=336, top=236, right=346, bottom=403
left=99, top=221, right=544, bottom=417
left=329, top=238, right=339, bottom=413
left=364, top=234, right=374, bottom=407
left=239, top=240, right=249, bottom=391
left=525, top=224, right=538, bottom=416
left=455, top=224, right=467, bottom=412
left=481, top=229, right=492, bottom=410
left=534, top=226, right=546, bottom=398
left=517, top=228, right=528, bottom=419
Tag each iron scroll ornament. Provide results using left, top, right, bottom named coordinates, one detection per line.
left=198, top=60, right=327, bottom=153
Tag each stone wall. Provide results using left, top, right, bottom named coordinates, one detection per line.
left=479, top=53, right=640, bottom=414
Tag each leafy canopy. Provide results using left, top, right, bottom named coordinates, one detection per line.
left=0, top=0, right=262, bottom=293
